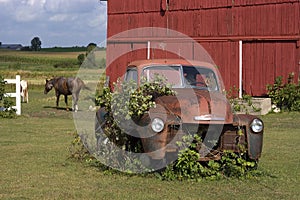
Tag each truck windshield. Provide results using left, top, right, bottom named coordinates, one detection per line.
left=143, top=66, right=183, bottom=88
left=142, top=65, right=219, bottom=91
left=183, top=66, right=219, bottom=91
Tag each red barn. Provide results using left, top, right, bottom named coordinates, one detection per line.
left=103, top=0, right=300, bottom=96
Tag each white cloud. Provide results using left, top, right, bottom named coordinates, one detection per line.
left=49, top=14, right=76, bottom=22
left=9, top=0, right=47, bottom=22
left=0, top=0, right=107, bottom=47
left=44, top=0, right=95, bottom=13
left=24, top=0, right=46, bottom=6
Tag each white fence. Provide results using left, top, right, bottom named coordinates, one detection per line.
left=4, top=75, right=21, bottom=115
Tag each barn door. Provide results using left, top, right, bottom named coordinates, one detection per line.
left=242, top=41, right=298, bottom=96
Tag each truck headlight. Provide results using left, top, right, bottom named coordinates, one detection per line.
left=250, top=119, right=263, bottom=133
left=151, top=118, right=165, bottom=133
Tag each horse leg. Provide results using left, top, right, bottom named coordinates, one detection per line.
left=26, top=90, right=29, bottom=103
left=72, top=92, right=79, bottom=112
left=56, top=94, right=60, bottom=108
left=64, top=95, right=69, bottom=111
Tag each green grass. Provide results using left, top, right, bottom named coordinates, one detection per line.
left=0, top=87, right=299, bottom=199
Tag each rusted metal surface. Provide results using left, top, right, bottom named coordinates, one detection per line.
left=220, top=127, right=246, bottom=152
left=106, top=0, right=300, bottom=96
left=233, top=114, right=264, bottom=160
left=153, top=90, right=234, bottom=124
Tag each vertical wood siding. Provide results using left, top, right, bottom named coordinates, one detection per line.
left=106, top=0, right=300, bottom=96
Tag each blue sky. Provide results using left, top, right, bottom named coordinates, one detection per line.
left=0, top=0, right=107, bottom=47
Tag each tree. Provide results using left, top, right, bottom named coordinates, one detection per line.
left=31, top=37, right=42, bottom=51
left=85, top=43, right=97, bottom=68
left=87, top=43, right=97, bottom=54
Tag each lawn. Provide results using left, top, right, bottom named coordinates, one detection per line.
left=0, top=87, right=299, bottom=200
left=0, top=50, right=299, bottom=199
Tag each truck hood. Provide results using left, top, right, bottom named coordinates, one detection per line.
left=152, top=88, right=233, bottom=124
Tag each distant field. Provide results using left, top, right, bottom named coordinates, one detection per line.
left=0, top=49, right=106, bottom=83
left=0, top=49, right=84, bottom=58
left=0, top=49, right=106, bottom=61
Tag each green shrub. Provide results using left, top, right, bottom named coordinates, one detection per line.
left=68, top=132, right=91, bottom=161
left=0, top=75, right=16, bottom=118
left=0, top=76, right=5, bottom=99
left=161, top=135, right=258, bottom=181
left=267, top=73, right=300, bottom=111
left=220, top=150, right=257, bottom=177
left=226, top=86, right=261, bottom=113
left=161, top=135, right=222, bottom=181
left=95, top=76, right=175, bottom=149
left=77, top=53, right=85, bottom=65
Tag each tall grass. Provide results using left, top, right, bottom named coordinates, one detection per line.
left=0, top=50, right=106, bottom=82
left=0, top=54, right=77, bottom=65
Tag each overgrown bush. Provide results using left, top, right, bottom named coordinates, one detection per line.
left=160, top=135, right=258, bottom=181
left=0, top=75, right=16, bottom=118
left=72, top=77, right=176, bottom=171
left=95, top=76, right=175, bottom=150
left=71, top=77, right=261, bottom=180
left=267, top=73, right=300, bottom=111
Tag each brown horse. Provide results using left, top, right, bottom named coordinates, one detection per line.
left=44, top=77, right=88, bottom=112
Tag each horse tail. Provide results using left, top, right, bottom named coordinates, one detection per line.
left=76, top=77, right=92, bottom=91
left=84, top=85, right=92, bottom=91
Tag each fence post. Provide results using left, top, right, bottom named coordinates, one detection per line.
left=15, top=75, right=21, bottom=115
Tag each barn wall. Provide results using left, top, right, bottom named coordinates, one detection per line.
left=108, top=0, right=299, bottom=37
left=106, top=0, right=300, bottom=96
left=243, top=41, right=299, bottom=95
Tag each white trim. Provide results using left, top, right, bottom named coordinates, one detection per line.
left=147, top=41, right=151, bottom=60
left=239, top=40, right=243, bottom=99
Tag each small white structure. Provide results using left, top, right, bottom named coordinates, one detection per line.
left=4, top=75, right=21, bottom=115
